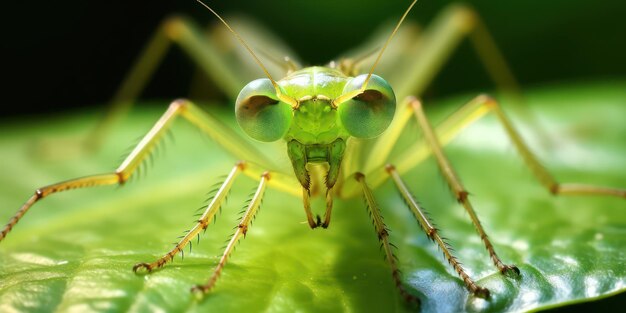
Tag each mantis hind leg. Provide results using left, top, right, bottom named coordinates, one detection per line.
left=87, top=16, right=253, bottom=150
left=391, top=4, right=519, bottom=99
left=400, top=96, right=626, bottom=198
left=84, top=14, right=300, bottom=153
left=357, top=3, right=557, bottom=174
left=37, top=16, right=248, bottom=157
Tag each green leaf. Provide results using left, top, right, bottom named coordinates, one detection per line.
left=0, top=82, right=624, bottom=312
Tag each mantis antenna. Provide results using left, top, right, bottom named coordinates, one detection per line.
left=195, top=0, right=299, bottom=108
left=333, top=0, right=419, bottom=106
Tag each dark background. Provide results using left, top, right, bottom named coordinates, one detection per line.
left=2, top=0, right=625, bottom=118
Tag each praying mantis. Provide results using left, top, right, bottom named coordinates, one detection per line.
left=1, top=0, right=625, bottom=311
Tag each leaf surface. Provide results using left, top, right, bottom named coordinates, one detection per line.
left=0, top=82, right=624, bottom=312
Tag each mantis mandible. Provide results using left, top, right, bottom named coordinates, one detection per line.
left=1, top=0, right=624, bottom=307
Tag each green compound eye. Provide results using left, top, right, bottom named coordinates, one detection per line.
left=235, top=78, right=293, bottom=142
left=338, top=74, right=396, bottom=139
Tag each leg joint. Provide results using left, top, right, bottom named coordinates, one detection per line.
left=457, top=190, right=469, bottom=202
left=477, top=94, right=497, bottom=108
left=198, top=218, right=209, bottom=229
left=404, top=96, right=420, bottom=108
left=407, top=97, right=423, bottom=111
left=235, top=160, right=247, bottom=171
left=549, top=184, right=559, bottom=195
left=377, top=228, right=389, bottom=240
left=448, top=4, right=478, bottom=33
left=427, top=227, right=437, bottom=239
left=170, top=99, right=190, bottom=112
left=384, top=164, right=396, bottom=174
left=238, top=224, right=248, bottom=235
left=116, top=171, right=127, bottom=184
left=354, top=172, right=365, bottom=182
left=163, top=16, right=187, bottom=40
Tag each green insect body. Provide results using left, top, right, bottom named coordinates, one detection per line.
left=236, top=66, right=395, bottom=192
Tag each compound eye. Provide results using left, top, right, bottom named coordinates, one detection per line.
left=337, top=74, right=396, bottom=138
left=235, top=78, right=293, bottom=142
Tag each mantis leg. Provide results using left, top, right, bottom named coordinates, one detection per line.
left=133, top=161, right=245, bottom=273
left=397, top=98, right=521, bottom=276
left=390, top=4, right=518, bottom=99
left=133, top=161, right=296, bottom=274
left=301, top=187, right=335, bottom=229
left=341, top=95, right=624, bottom=282
left=353, top=172, right=421, bottom=305
left=42, top=13, right=300, bottom=155
left=362, top=4, right=529, bottom=172
left=362, top=97, right=414, bottom=174
left=349, top=95, right=626, bottom=199
left=385, top=165, right=490, bottom=298
left=404, top=98, right=512, bottom=274
left=1, top=99, right=296, bottom=243
left=350, top=3, right=518, bottom=100
left=71, top=16, right=247, bottom=151
left=406, top=96, right=625, bottom=274
left=301, top=188, right=318, bottom=229
left=192, top=171, right=270, bottom=294
left=401, top=96, right=626, bottom=198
